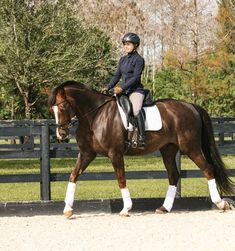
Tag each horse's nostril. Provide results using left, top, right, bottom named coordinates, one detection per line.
left=59, top=129, right=68, bottom=139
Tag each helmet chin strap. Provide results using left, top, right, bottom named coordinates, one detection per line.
left=128, top=47, right=137, bottom=54
left=133, top=44, right=139, bottom=51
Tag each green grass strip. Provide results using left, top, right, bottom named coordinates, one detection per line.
left=0, top=155, right=234, bottom=202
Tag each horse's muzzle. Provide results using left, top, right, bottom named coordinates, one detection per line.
left=58, top=128, right=69, bottom=140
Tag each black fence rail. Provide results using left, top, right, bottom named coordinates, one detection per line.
left=0, top=118, right=235, bottom=201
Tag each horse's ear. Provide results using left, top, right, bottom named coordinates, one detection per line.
left=57, top=88, right=66, bottom=99
left=43, top=87, right=51, bottom=96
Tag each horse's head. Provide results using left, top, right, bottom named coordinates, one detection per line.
left=49, top=87, right=75, bottom=140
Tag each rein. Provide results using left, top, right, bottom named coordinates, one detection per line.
left=57, top=117, right=78, bottom=129
left=78, top=98, right=113, bottom=119
left=54, top=97, right=113, bottom=128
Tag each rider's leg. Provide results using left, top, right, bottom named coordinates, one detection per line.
left=129, top=92, right=145, bottom=148
left=135, top=109, right=145, bottom=147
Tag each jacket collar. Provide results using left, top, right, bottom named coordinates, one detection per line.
left=127, top=50, right=137, bottom=58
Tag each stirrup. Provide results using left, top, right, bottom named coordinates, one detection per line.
left=131, top=140, right=138, bottom=148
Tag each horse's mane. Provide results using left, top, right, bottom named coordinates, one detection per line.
left=48, top=80, right=100, bottom=106
left=156, top=98, right=176, bottom=103
left=60, top=80, right=86, bottom=89
left=156, top=98, right=189, bottom=105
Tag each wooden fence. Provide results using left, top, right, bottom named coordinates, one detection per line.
left=0, top=118, right=235, bottom=202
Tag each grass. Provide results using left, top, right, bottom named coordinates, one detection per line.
left=0, top=155, right=234, bottom=202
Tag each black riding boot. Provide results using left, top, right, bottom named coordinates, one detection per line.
left=135, top=110, right=145, bottom=149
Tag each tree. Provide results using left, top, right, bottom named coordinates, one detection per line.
left=210, top=0, right=235, bottom=116
left=74, top=0, right=146, bottom=48
left=161, top=0, right=217, bottom=102
left=0, top=0, right=115, bottom=119
left=152, top=68, right=186, bottom=100
left=217, top=0, right=235, bottom=54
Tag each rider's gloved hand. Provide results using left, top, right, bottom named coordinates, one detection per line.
left=101, top=87, right=109, bottom=94
left=113, top=86, right=123, bottom=94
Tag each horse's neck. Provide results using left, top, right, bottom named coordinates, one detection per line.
left=69, top=88, right=111, bottom=116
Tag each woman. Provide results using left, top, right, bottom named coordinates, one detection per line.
left=105, top=32, right=146, bottom=148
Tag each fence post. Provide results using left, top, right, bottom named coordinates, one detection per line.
left=176, top=151, right=181, bottom=198
left=218, top=118, right=224, bottom=146
left=40, top=124, right=51, bottom=201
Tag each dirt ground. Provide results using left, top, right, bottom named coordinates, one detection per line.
left=0, top=210, right=235, bottom=251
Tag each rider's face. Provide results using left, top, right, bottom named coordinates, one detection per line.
left=123, top=42, right=136, bottom=53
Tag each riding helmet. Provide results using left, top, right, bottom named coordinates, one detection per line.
left=122, top=33, right=140, bottom=46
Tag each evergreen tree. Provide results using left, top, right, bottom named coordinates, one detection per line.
left=217, top=0, right=235, bottom=54
left=214, top=0, right=235, bottom=116
left=0, top=0, right=115, bottom=119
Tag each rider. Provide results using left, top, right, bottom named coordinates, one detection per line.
left=105, top=32, right=146, bottom=148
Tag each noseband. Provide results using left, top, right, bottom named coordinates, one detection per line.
left=57, top=118, right=78, bottom=129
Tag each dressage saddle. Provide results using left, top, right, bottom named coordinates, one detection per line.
left=117, top=90, right=155, bottom=149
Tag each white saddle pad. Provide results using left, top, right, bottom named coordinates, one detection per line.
left=117, top=100, right=162, bottom=131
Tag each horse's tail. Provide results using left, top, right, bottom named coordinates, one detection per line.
left=193, top=104, right=235, bottom=195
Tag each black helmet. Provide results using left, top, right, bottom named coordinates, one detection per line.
left=122, top=32, right=140, bottom=46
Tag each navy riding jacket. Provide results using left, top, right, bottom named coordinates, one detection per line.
left=107, top=51, right=145, bottom=95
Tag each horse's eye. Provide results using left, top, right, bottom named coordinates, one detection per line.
left=58, top=103, right=65, bottom=111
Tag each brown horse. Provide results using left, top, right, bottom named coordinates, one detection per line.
left=49, top=80, right=234, bottom=218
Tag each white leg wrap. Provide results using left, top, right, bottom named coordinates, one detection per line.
left=121, top=187, right=132, bottom=211
left=163, top=185, right=177, bottom=212
left=63, top=182, right=76, bottom=213
left=208, top=179, right=222, bottom=204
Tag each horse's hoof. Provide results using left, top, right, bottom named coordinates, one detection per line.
left=63, top=210, right=73, bottom=219
left=223, top=201, right=231, bottom=210
left=155, top=206, right=168, bottom=214
left=216, top=200, right=232, bottom=211
left=119, top=209, right=130, bottom=217
left=222, top=201, right=235, bottom=211
left=120, top=212, right=130, bottom=217
left=223, top=198, right=235, bottom=210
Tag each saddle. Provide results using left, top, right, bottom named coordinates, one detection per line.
left=117, top=90, right=155, bottom=123
left=143, top=89, right=156, bottom=106
left=117, top=94, right=135, bottom=127
left=117, top=90, right=156, bottom=148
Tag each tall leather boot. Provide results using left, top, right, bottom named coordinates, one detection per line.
left=135, top=110, right=145, bottom=149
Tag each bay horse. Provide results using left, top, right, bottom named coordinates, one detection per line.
left=49, top=80, right=234, bottom=218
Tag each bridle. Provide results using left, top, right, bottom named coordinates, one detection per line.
left=53, top=99, right=78, bottom=129
left=53, top=97, right=113, bottom=129
left=57, top=117, right=78, bottom=129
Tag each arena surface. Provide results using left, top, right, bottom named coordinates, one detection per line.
left=1, top=210, right=235, bottom=251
